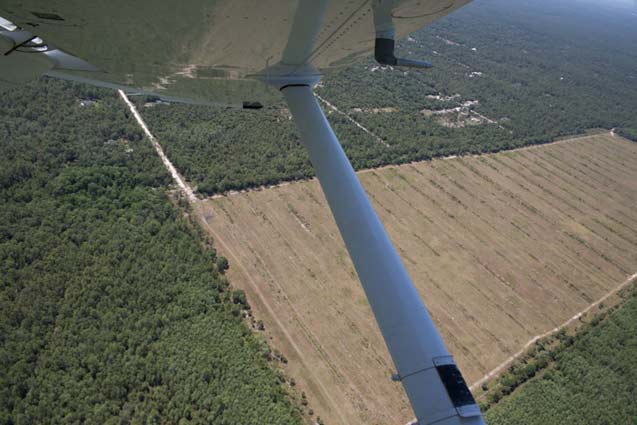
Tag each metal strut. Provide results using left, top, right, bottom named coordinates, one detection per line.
left=281, top=83, right=484, bottom=425
left=373, top=0, right=433, bottom=69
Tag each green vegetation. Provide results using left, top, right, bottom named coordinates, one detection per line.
left=135, top=106, right=311, bottom=194
left=0, top=79, right=301, bottom=424
left=485, top=287, right=637, bottom=424
left=616, top=128, right=637, bottom=142
left=138, top=0, right=637, bottom=195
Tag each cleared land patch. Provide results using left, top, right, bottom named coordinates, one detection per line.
left=198, top=134, right=637, bottom=425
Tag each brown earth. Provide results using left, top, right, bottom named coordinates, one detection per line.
left=196, top=133, right=637, bottom=425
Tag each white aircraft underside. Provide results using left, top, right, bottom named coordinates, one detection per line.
left=1, top=0, right=469, bottom=105
left=1, top=2, right=486, bottom=424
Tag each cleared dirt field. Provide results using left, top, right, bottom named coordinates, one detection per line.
left=197, top=133, right=637, bottom=425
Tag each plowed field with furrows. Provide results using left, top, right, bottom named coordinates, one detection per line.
left=197, top=133, right=637, bottom=425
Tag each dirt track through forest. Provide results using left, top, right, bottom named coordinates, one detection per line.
left=315, top=93, right=390, bottom=147
left=119, top=91, right=196, bottom=203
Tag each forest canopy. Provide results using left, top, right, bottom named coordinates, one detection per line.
left=0, top=80, right=301, bottom=425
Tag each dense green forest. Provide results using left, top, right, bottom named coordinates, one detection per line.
left=485, top=286, right=637, bottom=424
left=138, top=0, right=637, bottom=195
left=0, top=79, right=301, bottom=424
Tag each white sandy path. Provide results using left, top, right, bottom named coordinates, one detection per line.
left=315, top=93, right=390, bottom=148
left=118, top=90, right=197, bottom=203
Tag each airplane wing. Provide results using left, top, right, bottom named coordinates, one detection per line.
left=0, top=0, right=470, bottom=105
